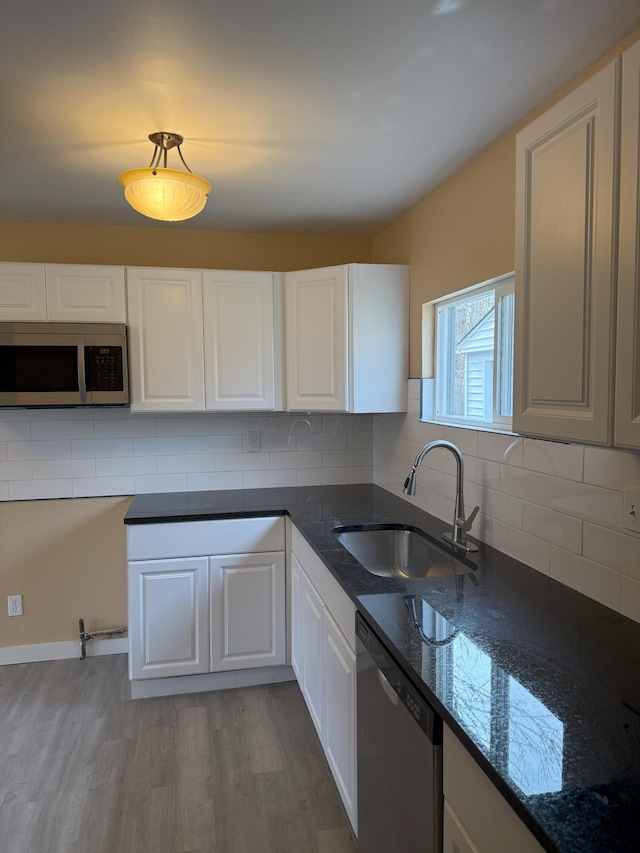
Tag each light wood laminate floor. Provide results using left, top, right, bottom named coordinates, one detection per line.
left=0, top=654, right=357, bottom=853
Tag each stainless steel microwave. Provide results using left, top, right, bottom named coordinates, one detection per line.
left=0, top=322, right=129, bottom=407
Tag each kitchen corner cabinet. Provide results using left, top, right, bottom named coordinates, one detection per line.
left=615, top=41, right=640, bottom=448
left=127, top=517, right=286, bottom=681
left=443, top=726, right=544, bottom=853
left=514, top=60, right=618, bottom=445
left=285, top=263, right=408, bottom=412
left=290, top=524, right=357, bottom=831
left=126, top=266, right=279, bottom=413
left=0, top=262, right=126, bottom=323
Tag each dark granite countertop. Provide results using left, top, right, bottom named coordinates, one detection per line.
left=125, top=483, right=640, bottom=853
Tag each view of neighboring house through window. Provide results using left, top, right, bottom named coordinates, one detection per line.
left=425, top=273, right=515, bottom=430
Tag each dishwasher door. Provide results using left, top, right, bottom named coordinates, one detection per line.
left=356, top=613, right=443, bottom=853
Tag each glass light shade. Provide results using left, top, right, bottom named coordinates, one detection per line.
left=119, top=167, right=212, bottom=222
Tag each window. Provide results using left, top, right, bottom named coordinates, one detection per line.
left=424, top=273, right=514, bottom=430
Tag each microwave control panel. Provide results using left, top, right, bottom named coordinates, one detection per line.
left=86, top=346, right=124, bottom=392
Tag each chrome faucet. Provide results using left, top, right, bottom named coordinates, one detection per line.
left=403, top=440, right=479, bottom=553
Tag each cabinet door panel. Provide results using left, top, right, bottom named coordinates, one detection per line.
left=127, top=268, right=204, bottom=412
left=514, top=61, right=618, bottom=444
left=203, top=270, right=275, bottom=410
left=46, top=264, right=126, bottom=322
left=0, top=263, right=46, bottom=321
left=290, top=552, right=303, bottom=681
left=285, top=266, right=348, bottom=411
left=210, top=552, right=285, bottom=671
left=615, top=42, right=640, bottom=448
left=299, top=570, right=325, bottom=738
left=323, top=608, right=357, bottom=831
left=128, top=557, right=209, bottom=679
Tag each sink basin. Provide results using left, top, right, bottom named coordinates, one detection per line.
left=332, top=523, right=475, bottom=579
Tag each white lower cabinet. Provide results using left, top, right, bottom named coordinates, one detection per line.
left=210, top=551, right=286, bottom=671
left=290, top=523, right=357, bottom=833
left=128, top=556, right=210, bottom=680
left=127, top=517, right=286, bottom=683
left=443, top=725, right=544, bottom=853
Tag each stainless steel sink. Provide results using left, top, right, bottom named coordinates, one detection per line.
left=332, top=523, right=475, bottom=579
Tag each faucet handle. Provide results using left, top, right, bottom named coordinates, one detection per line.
left=461, top=505, right=480, bottom=532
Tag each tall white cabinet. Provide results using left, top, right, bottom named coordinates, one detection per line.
left=615, top=41, right=640, bottom=448
left=513, top=61, right=618, bottom=445
left=285, top=263, right=408, bottom=413
left=515, top=43, right=640, bottom=450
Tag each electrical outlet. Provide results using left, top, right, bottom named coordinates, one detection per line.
left=8, top=595, right=23, bottom=617
left=247, top=431, right=261, bottom=452
left=623, top=491, right=640, bottom=533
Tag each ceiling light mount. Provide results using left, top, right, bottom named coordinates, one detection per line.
left=119, top=131, right=212, bottom=222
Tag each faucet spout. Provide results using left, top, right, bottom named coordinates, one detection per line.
left=403, top=440, right=479, bottom=553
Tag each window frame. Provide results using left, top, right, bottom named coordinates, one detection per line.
left=428, top=272, right=515, bottom=432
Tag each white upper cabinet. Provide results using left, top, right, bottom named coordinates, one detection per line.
left=285, top=263, right=408, bottom=412
left=126, top=267, right=205, bottom=412
left=202, top=270, right=277, bottom=411
left=514, top=60, right=619, bottom=444
left=0, top=263, right=46, bottom=320
left=45, top=264, right=126, bottom=322
left=0, top=263, right=125, bottom=323
left=615, top=42, right=640, bottom=449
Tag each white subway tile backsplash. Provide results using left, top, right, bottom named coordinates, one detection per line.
left=523, top=438, right=584, bottom=481
left=0, top=443, right=6, bottom=461
left=156, top=416, right=215, bottom=436
left=0, top=421, right=32, bottom=441
left=186, top=435, right=244, bottom=454
left=551, top=479, right=623, bottom=529
left=269, top=451, right=322, bottom=469
left=583, top=523, right=640, bottom=581
left=620, top=576, right=640, bottom=622
left=0, top=461, right=32, bottom=480
left=33, top=459, right=96, bottom=480
left=243, top=469, right=297, bottom=489
left=323, top=448, right=370, bottom=468
left=213, top=415, right=252, bottom=435
left=296, top=467, right=349, bottom=487
left=549, top=547, right=621, bottom=612
left=9, top=440, right=71, bottom=461
left=478, top=432, right=523, bottom=466
left=259, top=434, right=296, bottom=452
left=441, top=425, right=478, bottom=456
left=349, top=466, right=373, bottom=483
left=295, top=433, right=349, bottom=451
left=10, top=479, right=73, bottom=501
left=72, top=438, right=134, bottom=458
left=188, top=471, right=243, bottom=492
left=0, top=481, right=8, bottom=500
left=133, top=436, right=186, bottom=456
left=134, top=474, right=188, bottom=494
left=522, top=502, right=583, bottom=554
left=214, top=452, right=270, bottom=472
left=499, top=465, right=554, bottom=505
left=465, top=456, right=501, bottom=490
left=73, top=476, right=135, bottom=497
left=94, top=418, right=156, bottom=438
left=96, top=456, right=157, bottom=477
left=583, top=446, right=640, bottom=489
left=498, top=523, right=550, bottom=574
left=31, top=420, right=94, bottom=440
left=477, top=486, right=523, bottom=529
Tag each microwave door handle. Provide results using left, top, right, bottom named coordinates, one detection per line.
left=78, top=345, right=87, bottom=403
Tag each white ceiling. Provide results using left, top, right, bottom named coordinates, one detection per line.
left=2, top=0, right=639, bottom=238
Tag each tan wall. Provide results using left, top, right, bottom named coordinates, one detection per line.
left=0, top=221, right=372, bottom=270
left=0, top=497, right=130, bottom=647
left=373, top=27, right=640, bottom=377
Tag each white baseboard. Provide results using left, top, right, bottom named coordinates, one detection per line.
left=130, top=664, right=296, bottom=699
left=0, top=637, right=128, bottom=665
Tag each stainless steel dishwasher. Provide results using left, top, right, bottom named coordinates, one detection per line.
left=356, top=612, right=443, bottom=853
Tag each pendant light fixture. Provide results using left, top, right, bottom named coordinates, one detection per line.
left=119, top=132, right=212, bottom=222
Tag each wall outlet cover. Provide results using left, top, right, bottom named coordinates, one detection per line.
left=247, top=431, right=261, bottom=452
left=8, top=595, right=23, bottom=617
left=623, top=491, right=640, bottom=534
